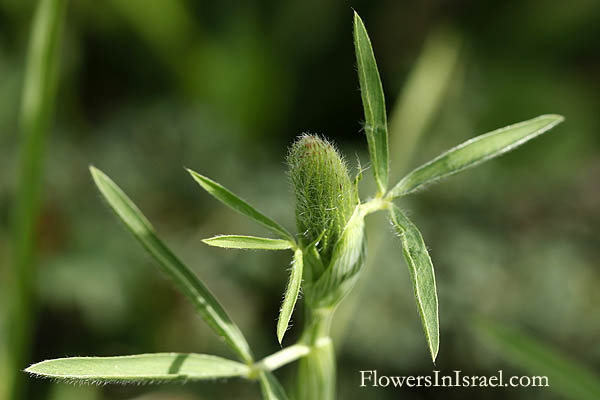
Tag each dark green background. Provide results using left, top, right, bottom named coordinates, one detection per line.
left=1, top=0, right=599, bottom=399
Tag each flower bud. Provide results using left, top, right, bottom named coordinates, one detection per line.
left=287, top=135, right=357, bottom=266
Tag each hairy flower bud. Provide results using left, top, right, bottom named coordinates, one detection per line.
left=287, top=135, right=357, bottom=266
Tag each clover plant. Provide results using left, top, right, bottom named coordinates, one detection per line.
left=26, top=12, right=563, bottom=400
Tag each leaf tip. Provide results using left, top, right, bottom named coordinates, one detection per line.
left=425, top=318, right=440, bottom=364
left=540, top=113, right=565, bottom=125
left=89, top=165, right=101, bottom=179
left=89, top=166, right=108, bottom=190
left=24, top=360, right=46, bottom=377
left=353, top=9, right=363, bottom=25
left=430, top=343, right=439, bottom=364
left=353, top=12, right=366, bottom=41
left=186, top=168, right=212, bottom=190
left=187, top=168, right=206, bottom=181
left=201, top=236, right=224, bottom=248
left=276, top=319, right=286, bottom=345
left=530, top=114, right=565, bottom=137
left=185, top=167, right=199, bottom=179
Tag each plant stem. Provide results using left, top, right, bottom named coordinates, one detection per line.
left=255, top=343, right=311, bottom=373
left=290, top=200, right=388, bottom=399
left=296, top=307, right=336, bottom=400
left=360, top=197, right=391, bottom=216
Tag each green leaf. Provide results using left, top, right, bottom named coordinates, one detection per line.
left=277, top=249, right=303, bottom=344
left=388, top=25, right=461, bottom=176
left=25, top=353, right=250, bottom=384
left=90, top=167, right=253, bottom=363
left=353, top=11, right=389, bottom=194
left=187, top=169, right=294, bottom=241
left=389, top=206, right=439, bottom=362
left=7, top=0, right=67, bottom=397
left=390, top=114, right=564, bottom=197
left=475, top=319, right=600, bottom=400
left=258, top=371, right=290, bottom=400
left=203, top=235, right=293, bottom=250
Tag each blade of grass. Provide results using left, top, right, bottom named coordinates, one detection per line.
left=389, top=114, right=564, bottom=197
left=258, top=370, right=290, bottom=400
left=203, top=235, right=293, bottom=250
left=90, top=166, right=253, bottom=363
left=353, top=11, right=389, bottom=194
left=389, top=25, right=461, bottom=177
left=389, top=206, right=439, bottom=362
left=5, top=0, right=67, bottom=398
left=277, top=249, right=303, bottom=344
left=25, top=353, right=250, bottom=384
left=475, top=319, right=600, bottom=400
left=187, top=169, right=294, bottom=242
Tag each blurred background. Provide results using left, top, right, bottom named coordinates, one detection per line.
left=1, top=0, right=599, bottom=399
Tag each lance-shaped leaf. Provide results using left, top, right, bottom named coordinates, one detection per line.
left=258, top=370, right=290, bottom=400
left=203, top=235, right=293, bottom=250
left=26, top=353, right=250, bottom=384
left=9, top=0, right=67, bottom=397
left=388, top=25, right=461, bottom=176
left=187, top=169, right=294, bottom=242
left=353, top=11, right=389, bottom=194
left=90, top=167, right=253, bottom=363
left=475, top=319, right=600, bottom=400
left=390, top=114, right=564, bottom=197
left=390, top=206, right=439, bottom=362
left=277, top=249, right=304, bottom=344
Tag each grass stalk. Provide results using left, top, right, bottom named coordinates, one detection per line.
left=5, top=0, right=67, bottom=398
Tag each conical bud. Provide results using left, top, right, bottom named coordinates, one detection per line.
left=287, top=135, right=357, bottom=266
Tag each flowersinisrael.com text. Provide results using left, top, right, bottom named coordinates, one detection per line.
left=359, top=370, right=549, bottom=388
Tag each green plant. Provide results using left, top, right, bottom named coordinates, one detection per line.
left=474, top=318, right=600, bottom=400
left=3, top=0, right=66, bottom=399
left=25, top=12, right=563, bottom=399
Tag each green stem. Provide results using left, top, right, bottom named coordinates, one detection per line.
left=296, top=308, right=336, bottom=400
left=360, top=197, right=391, bottom=216
left=255, top=343, right=311, bottom=373
left=5, top=0, right=66, bottom=398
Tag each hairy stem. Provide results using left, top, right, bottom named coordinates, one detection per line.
left=360, top=197, right=391, bottom=216
left=255, top=343, right=311, bottom=373
left=296, top=308, right=336, bottom=400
